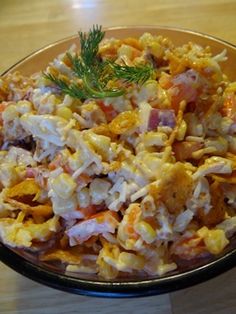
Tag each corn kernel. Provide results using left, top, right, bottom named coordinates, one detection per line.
left=205, top=136, right=228, bottom=156
left=225, top=82, right=236, bottom=93
left=139, top=32, right=155, bottom=48
left=109, top=111, right=138, bottom=135
left=68, top=151, right=83, bottom=171
left=143, top=79, right=158, bottom=90
left=156, top=262, right=177, bottom=276
left=56, top=107, right=73, bottom=120
left=16, top=100, right=33, bottom=114
left=196, top=226, right=209, bottom=238
left=37, top=75, right=53, bottom=87
left=137, top=80, right=158, bottom=103
left=0, top=163, right=20, bottom=187
left=118, top=252, right=145, bottom=270
left=149, top=41, right=163, bottom=59
left=197, top=226, right=229, bottom=255
left=70, top=99, right=82, bottom=112
left=2, top=104, right=19, bottom=121
left=134, top=221, right=156, bottom=244
left=204, top=229, right=229, bottom=255
left=51, top=173, right=76, bottom=199
left=89, top=178, right=111, bottom=205
left=97, top=244, right=119, bottom=279
left=85, top=132, right=111, bottom=160
left=117, top=44, right=133, bottom=59
left=124, top=238, right=136, bottom=250
left=62, top=94, right=74, bottom=107
left=176, top=119, right=187, bottom=141
left=143, top=131, right=167, bottom=147
left=0, top=151, right=7, bottom=161
left=52, top=194, right=77, bottom=214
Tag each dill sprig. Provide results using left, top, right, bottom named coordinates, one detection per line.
left=66, top=52, right=122, bottom=98
left=44, top=25, right=153, bottom=100
left=111, top=63, right=153, bottom=85
left=44, top=73, right=89, bottom=99
left=79, top=25, right=105, bottom=66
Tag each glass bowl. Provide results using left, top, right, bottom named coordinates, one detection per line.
left=0, top=26, right=236, bottom=297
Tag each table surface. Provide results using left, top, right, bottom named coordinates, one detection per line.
left=0, top=0, right=236, bottom=313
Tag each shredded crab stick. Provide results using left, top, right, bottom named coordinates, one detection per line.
left=66, top=211, right=119, bottom=245
left=0, top=25, right=235, bottom=279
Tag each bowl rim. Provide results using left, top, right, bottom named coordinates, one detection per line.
left=0, top=242, right=235, bottom=297
left=0, top=25, right=236, bottom=297
left=2, top=24, right=236, bottom=77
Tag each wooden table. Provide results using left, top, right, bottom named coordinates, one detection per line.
left=0, top=0, right=236, bottom=313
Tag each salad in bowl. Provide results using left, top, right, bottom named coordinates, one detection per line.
left=0, top=25, right=236, bottom=296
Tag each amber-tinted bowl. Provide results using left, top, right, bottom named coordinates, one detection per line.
left=0, top=26, right=236, bottom=297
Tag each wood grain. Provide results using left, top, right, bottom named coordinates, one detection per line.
left=0, top=263, right=172, bottom=314
left=1, top=0, right=236, bottom=74
left=0, top=0, right=236, bottom=313
left=171, top=268, right=236, bottom=314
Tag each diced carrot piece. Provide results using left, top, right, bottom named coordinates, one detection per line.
left=78, top=205, right=98, bottom=219
left=123, top=37, right=142, bottom=51
left=76, top=173, right=92, bottom=186
left=98, top=101, right=117, bottom=122
left=48, top=154, right=62, bottom=170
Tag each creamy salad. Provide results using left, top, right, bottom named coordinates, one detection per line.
left=0, top=26, right=236, bottom=279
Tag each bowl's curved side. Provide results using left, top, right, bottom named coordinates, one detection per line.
left=0, top=242, right=236, bottom=297
left=2, top=26, right=236, bottom=80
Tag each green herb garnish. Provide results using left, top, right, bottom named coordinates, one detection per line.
left=111, top=63, right=153, bottom=85
left=44, top=25, right=152, bottom=100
